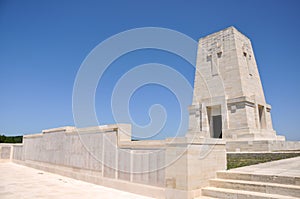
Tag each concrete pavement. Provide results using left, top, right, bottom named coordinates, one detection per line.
left=0, top=162, right=154, bottom=199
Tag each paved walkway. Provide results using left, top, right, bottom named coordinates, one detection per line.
left=0, top=162, right=153, bottom=199
left=1, top=157, right=299, bottom=198
left=230, top=156, right=300, bottom=177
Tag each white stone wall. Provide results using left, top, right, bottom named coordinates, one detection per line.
left=193, top=27, right=243, bottom=102
left=165, top=138, right=226, bottom=199
left=8, top=125, right=227, bottom=199
left=234, top=31, right=266, bottom=103
left=0, top=144, right=12, bottom=161
left=12, top=144, right=23, bottom=161
left=12, top=126, right=166, bottom=188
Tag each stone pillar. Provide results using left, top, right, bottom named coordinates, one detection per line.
left=165, top=137, right=226, bottom=199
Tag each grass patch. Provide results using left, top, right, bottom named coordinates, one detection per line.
left=227, top=152, right=300, bottom=170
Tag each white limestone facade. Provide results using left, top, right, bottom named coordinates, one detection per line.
left=188, top=26, right=285, bottom=142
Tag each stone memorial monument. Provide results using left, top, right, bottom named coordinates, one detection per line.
left=187, top=26, right=299, bottom=152
left=1, top=26, right=299, bottom=199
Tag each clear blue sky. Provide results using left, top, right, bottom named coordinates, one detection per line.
left=0, top=0, right=299, bottom=140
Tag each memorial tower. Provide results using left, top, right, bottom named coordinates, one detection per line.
left=188, top=26, right=284, bottom=142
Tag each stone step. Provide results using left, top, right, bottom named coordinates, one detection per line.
left=202, top=187, right=299, bottom=199
left=209, top=178, right=300, bottom=198
left=217, top=171, right=300, bottom=186
left=194, top=196, right=217, bottom=199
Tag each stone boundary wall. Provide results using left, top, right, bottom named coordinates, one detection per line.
left=226, top=140, right=300, bottom=152
left=11, top=125, right=166, bottom=198
left=1, top=124, right=226, bottom=199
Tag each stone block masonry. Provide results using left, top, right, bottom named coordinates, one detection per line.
left=5, top=125, right=226, bottom=199
left=188, top=26, right=300, bottom=152
left=189, top=26, right=280, bottom=141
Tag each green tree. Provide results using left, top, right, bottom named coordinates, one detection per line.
left=0, top=134, right=23, bottom=143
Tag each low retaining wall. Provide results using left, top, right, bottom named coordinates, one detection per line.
left=226, top=140, right=300, bottom=152
left=2, top=124, right=226, bottom=199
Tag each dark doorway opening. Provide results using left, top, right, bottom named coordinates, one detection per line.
left=212, top=115, right=222, bottom=138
